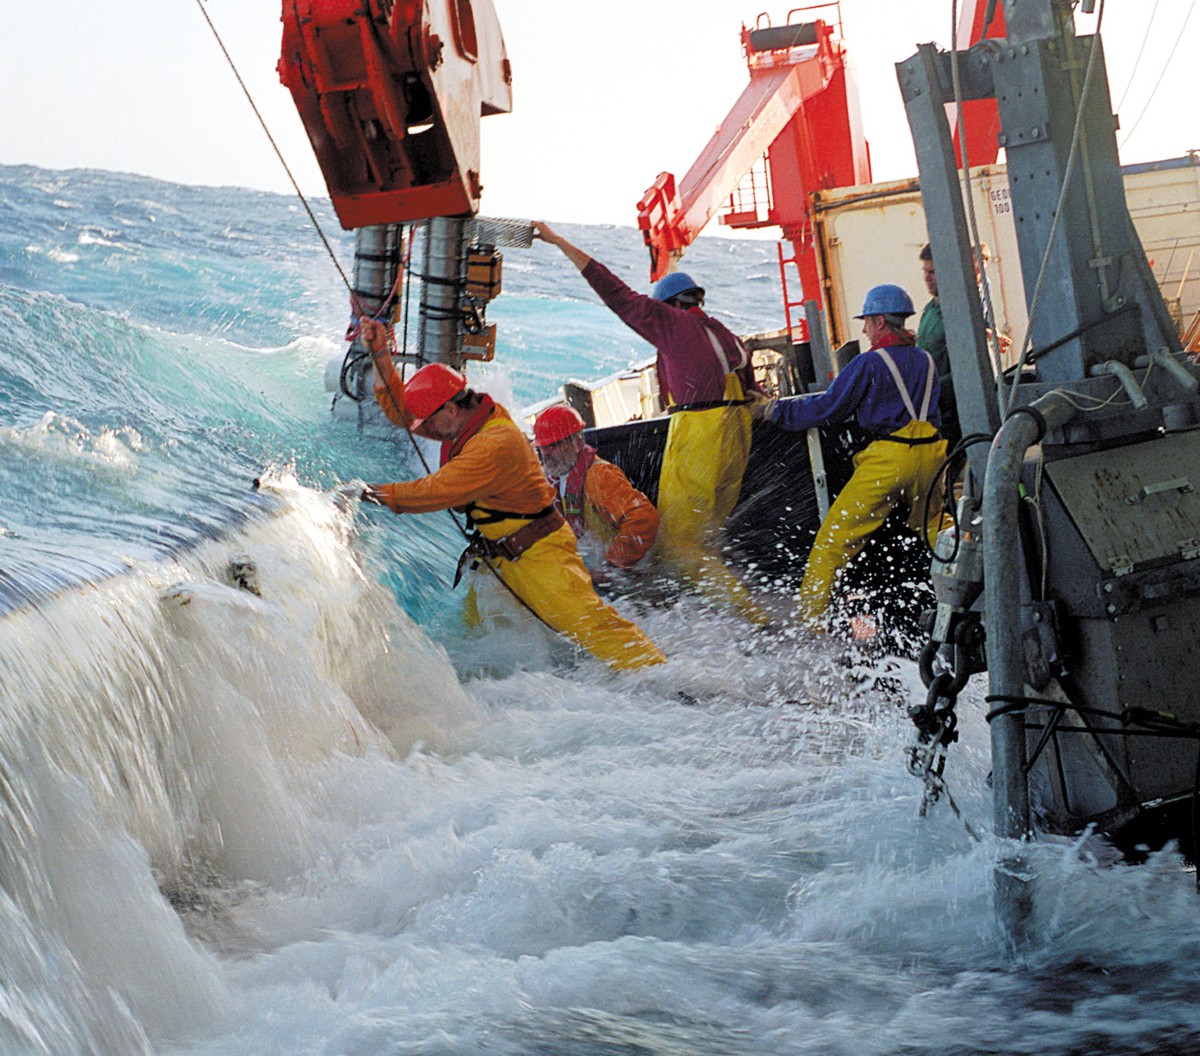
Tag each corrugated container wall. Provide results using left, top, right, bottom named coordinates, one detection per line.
left=811, top=154, right=1200, bottom=359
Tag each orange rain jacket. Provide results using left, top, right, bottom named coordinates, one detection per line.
left=372, top=349, right=413, bottom=431
left=367, top=399, right=665, bottom=671
left=372, top=402, right=556, bottom=517
left=561, top=451, right=659, bottom=569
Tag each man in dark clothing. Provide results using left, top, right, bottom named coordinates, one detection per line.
left=916, top=242, right=1008, bottom=451
left=916, top=243, right=960, bottom=450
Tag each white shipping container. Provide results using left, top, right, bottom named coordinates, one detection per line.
left=810, top=154, right=1200, bottom=360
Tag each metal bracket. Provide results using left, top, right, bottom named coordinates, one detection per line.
left=1126, top=477, right=1193, bottom=505
left=997, top=123, right=1049, bottom=148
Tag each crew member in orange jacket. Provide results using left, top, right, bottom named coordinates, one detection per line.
left=532, top=404, right=659, bottom=582
left=352, top=319, right=665, bottom=671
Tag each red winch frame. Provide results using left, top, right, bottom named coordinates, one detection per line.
left=278, top=0, right=512, bottom=229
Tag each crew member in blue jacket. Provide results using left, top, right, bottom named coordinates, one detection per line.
left=762, top=284, right=948, bottom=625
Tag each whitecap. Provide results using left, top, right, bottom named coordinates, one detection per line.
left=0, top=411, right=144, bottom=470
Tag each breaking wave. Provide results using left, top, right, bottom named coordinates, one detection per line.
left=2, top=164, right=1199, bottom=1054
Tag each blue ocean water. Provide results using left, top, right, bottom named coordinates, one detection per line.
left=2, top=164, right=1200, bottom=1055
left=0, top=164, right=784, bottom=621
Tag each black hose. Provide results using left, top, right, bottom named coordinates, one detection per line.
left=924, top=432, right=992, bottom=562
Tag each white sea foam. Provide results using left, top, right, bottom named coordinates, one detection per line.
left=77, top=227, right=126, bottom=248
left=0, top=483, right=484, bottom=1051
left=0, top=411, right=143, bottom=470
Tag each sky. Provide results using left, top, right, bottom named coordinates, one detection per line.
left=0, top=1, right=1196, bottom=229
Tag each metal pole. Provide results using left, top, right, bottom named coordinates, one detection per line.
left=896, top=44, right=1001, bottom=482
left=982, top=390, right=1075, bottom=947
left=804, top=299, right=833, bottom=387
left=346, top=224, right=403, bottom=426
left=420, top=216, right=467, bottom=367
left=352, top=224, right=401, bottom=319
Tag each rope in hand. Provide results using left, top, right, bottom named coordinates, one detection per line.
left=196, top=3, right=585, bottom=646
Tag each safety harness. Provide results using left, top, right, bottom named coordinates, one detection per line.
left=443, top=398, right=567, bottom=586
left=869, top=347, right=942, bottom=446
left=560, top=444, right=599, bottom=536
left=452, top=503, right=567, bottom=586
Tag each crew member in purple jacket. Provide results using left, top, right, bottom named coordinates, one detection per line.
left=764, top=284, right=948, bottom=626
left=533, top=221, right=768, bottom=625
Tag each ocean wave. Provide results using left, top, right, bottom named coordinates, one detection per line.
left=0, top=411, right=144, bottom=470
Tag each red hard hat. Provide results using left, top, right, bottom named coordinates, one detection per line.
left=403, top=363, right=467, bottom=429
left=533, top=404, right=585, bottom=447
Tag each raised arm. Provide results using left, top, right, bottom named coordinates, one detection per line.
left=532, top=220, right=591, bottom=272
left=359, top=316, right=411, bottom=429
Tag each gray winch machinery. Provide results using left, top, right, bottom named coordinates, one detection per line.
left=334, top=216, right=533, bottom=419
left=897, top=0, right=1200, bottom=938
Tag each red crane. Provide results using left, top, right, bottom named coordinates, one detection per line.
left=278, top=0, right=512, bottom=230
left=636, top=2, right=1005, bottom=341
left=636, top=5, right=870, bottom=342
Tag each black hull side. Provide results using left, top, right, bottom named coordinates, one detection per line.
left=587, top=417, right=935, bottom=647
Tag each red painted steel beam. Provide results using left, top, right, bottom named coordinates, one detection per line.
left=951, top=0, right=1007, bottom=167
left=279, top=0, right=512, bottom=229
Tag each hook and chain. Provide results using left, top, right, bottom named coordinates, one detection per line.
left=907, top=616, right=986, bottom=841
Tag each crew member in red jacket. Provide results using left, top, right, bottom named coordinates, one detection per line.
left=532, top=404, right=659, bottom=581
left=349, top=318, right=665, bottom=671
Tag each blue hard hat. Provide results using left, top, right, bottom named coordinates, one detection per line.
left=854, top=283, right=915, bottom=318
left=652, top=271, right=704, bottom=302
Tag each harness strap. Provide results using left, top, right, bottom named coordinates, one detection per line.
left=466, top=502, right=556, bottom=526
left=874, top=347, right=937, bottom=422
left=452, top=507, right=567, bottom=586
left=668, top=398, right=751, bottom=414
left=702, top=324, right=749, bottom=374
left=871, top=432, right=944, bottom=447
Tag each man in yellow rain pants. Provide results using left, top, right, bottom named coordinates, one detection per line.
left=761, top=285, right=948, bottom=627
left=351, top=318, right=665, bottom=671
left=532, top=221, right=769, bottom=626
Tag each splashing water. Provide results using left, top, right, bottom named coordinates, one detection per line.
left=2, top=165, right=1200, bottom=1055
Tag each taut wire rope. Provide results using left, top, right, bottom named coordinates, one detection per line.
left=190, top=0, right=364, bottom=316
left=193, top=4, right=579, bottom=641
